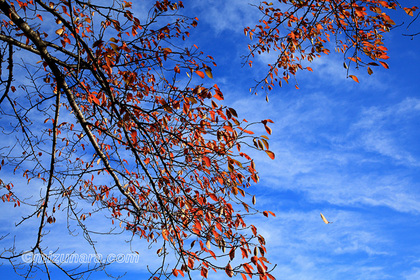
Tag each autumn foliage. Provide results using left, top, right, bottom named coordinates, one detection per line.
left=0, top=0, right=275, bottom=279
left=0, top=0, right=417, bottom=279
left=245, top=0, right=418, bottom=91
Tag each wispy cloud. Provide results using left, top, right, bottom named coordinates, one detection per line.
left=190, top=0, right=260, bottom=34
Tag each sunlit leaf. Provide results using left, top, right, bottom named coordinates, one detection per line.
left=195, top=70, right=205, bottom=78
left=203, top=156, right=211, bottom=167
left=264, top=125, right=272, bottom=135
left=56, top=28, right=64, bottom=35
left=225, top=263, right=234, bottom=277
left=163, top=47, right=172, bottom=53
left=205, top=67, right=213, bottom=79
left=404, top=7, right=415, bottom=16
left=379, top=61, right=389, bottom=69
left=265, top=150, right=275, bottom=159
left=320, top=213, right=333, bottom=224
left=349, top=75, right=359, bottom=83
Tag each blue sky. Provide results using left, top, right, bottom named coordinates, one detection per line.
left=1, top=1, right=420, bottom=279
left=186, top=2, right=420, bottom=279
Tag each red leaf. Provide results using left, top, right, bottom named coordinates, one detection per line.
left=195, top=70, right=205, bottom=78
left=243, top=263, right=254, bottom=277
left=404, top=7, right=417, bottom=16
left=257, top=263, right=266, bottom=276
left=203, top=156, right=211, bottom=167
left=162, top=229, right=169, bottom=241
left=131, top=130, right=137, bottom=141
left=241, top=128, right=254, bottom=135
left=213, top=85, right=224, bottom=100
left=265, top=150, right=275, bottom=159
left=225, top=263, right=233, bottom=277
left=264, top=125, right=272, bottom=135
left=261, top=119, right=274, bottom=124
left=267, top=273, right=276, bottom=280
left=229, top=248, right=235, bottom=260
left=188, top=257, right=194, bottom=269
left=349, top=75, right=359, bottom=83
left=379, top=61, right=389, bottom=69
left=240, top=247, right=249, bottom=259
left=201, top=267, right=208, bottom=278
left=92, top=95, right=100, bottom=105
left=209, top=193, right=218, bottom=201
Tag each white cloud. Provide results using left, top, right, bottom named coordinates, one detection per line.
left=190, top=0, right=260, bottom=34
left=405, top=267, right=420, bottom=280
left=244, top=209, right=393, bottom=280
left=351, top=97, right=420, bottom=166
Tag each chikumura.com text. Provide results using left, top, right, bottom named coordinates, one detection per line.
left=22, top=252, right=140, bottom=264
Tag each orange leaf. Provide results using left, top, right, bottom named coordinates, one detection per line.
left=404, top=7, right=417, bottom=16
left=195, top=70, right=205, bottom=78
left=265, top=150, right=275, bottom=159
left=349, top=75, right=359, bottom=83
left=201, top=267, right=208, bottom=278
left=162, top=229, right=169, bottom=241
left=203, top=156, right=211, bottom=167
left=379, top=61, right=389, bottom=69
left=240, top=247, right=249, bottom=259
left=264, top=125, right=272, bottom=135
left=213, top=85, right=224, bottom=100
left=240, top=128, right=254, bottom=134
left=209, top=193, right=218, bottom=201
left=243, top=263, right=254, bottom=276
